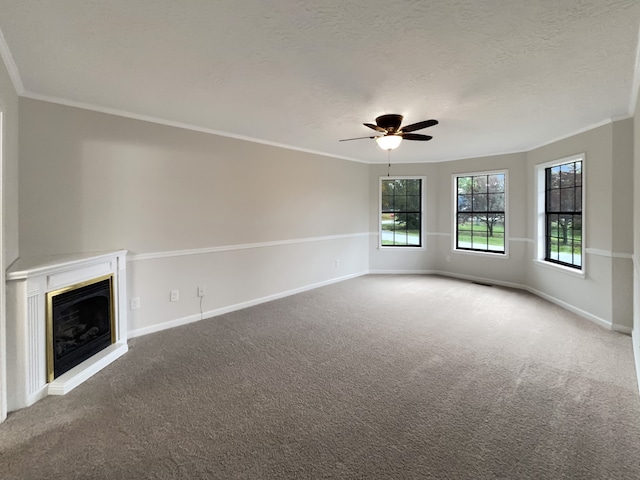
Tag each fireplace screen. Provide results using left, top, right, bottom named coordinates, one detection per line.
left=46, top=275, right=115, bottom=382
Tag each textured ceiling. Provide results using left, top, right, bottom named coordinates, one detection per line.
left=1, top=0, right=639, bottom=163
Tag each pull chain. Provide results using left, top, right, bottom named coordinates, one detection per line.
left=387, top=149, right=391, bottom=177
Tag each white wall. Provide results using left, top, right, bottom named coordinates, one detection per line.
left=19, top=99, right=370, bottom=335
left=0, top=50, right=19, bottom=422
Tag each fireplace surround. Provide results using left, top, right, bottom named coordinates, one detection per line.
left=47, top=274, right=116, bottom=381
left=6, top=251, right=127, bottom=411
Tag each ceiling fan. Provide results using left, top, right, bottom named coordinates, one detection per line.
left=340, top=114, right=438, bottom=150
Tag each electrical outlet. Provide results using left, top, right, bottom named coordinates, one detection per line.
left=197, top=285, right=206, bottom=297
left=130, top=297, right=141, bottom=310
left=335, top=259, right=340, bottom=268
left=170, top=290, right=179, bottom=302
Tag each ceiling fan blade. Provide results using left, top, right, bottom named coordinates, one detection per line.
left=339, top=135, right=378, bottom=142
left=364, top=123, right=386, bottom=133
left=400, top=119, right=439, bottom=133
left=401, top=133, right=433, bottom=141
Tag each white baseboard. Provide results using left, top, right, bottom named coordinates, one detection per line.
left=439, top=271, right=620, bottom=331
left=613, top=325, right=633, bottom=335
left=128, top=271, right=367, bottom=338
left=525, top=285, right=613, bottom=331
left=368, top=269, right=436, bottom=275
left=129, top=269, right=630, bottom=341
left=125, top=267, right=639, bottom=402
left=129, top=312, right=204, bottom=339
left=375, top=269, right=624, bottom=334
left=633, top=330, right=640, bottom=395
left=430, top=270, right=525, bottom=291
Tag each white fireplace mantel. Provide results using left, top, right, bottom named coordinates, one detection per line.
left=6, top=250, right=128, bottom=411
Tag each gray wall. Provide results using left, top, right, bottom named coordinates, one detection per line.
left=526, top=122, right=633, bottom=330
left=0, top=51, right=19, bottom=421
left=611, top=119, right=634, bottom=329
left=368, top=162, right=439, bottom=273
left=368, top=153, right=528, bottom=285
left=19, top=99, right=371, bottom=334
left=366, top=123, right=634, bottom=332
left=433, top=153, right=528, bottom=285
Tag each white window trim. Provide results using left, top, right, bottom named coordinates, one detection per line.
left=451, top=169, right=509, bottom=258
left=534, top=153, right=585, bottom=278
left=378, top=175, right=426, bottom=251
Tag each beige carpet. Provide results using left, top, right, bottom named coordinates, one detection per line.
left=2, top=274, right=640, bottom=479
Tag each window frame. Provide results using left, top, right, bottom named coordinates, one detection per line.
left=378, top=176, right=426, bottom=250
left=452, top=170, right=508, bottom=257
left=535, top=154, right=585, bottom=277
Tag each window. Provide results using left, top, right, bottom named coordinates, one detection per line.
left=380, top=177, right=423, bottom=247
left=454, top=172, right=506, bottom=254
left=544, top=158, right=582, bottom=269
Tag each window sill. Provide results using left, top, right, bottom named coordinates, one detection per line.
left=453, top=249, right=509, bottom=259
left=379, top=245, right=426, bottom=252
left=532, top=259, right=585, bottom=279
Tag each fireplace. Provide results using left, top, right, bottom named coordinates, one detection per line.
left=47, top=275, right=116, bottom=382
left=6, top=250, right=128, bottom=411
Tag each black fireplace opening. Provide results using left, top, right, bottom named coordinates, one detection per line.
left=48, top=276, right=114, bottom=380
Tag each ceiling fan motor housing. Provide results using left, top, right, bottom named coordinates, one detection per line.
left=376, top=114, right=403, bottom=132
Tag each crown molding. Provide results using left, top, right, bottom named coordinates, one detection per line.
left=612, top=113, right=633, bottom=122
left=526, top=118, right=615, bottom=152
left=22, top=90, right=631, bottom=166
left=21, top=91, right=369, bottom=164
left=0, top=26, right=24, bottom=95
left=408, top=148, right=528, bottom=165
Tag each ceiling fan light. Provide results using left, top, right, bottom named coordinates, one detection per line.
left=376, top=135, right=402, bottom=150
